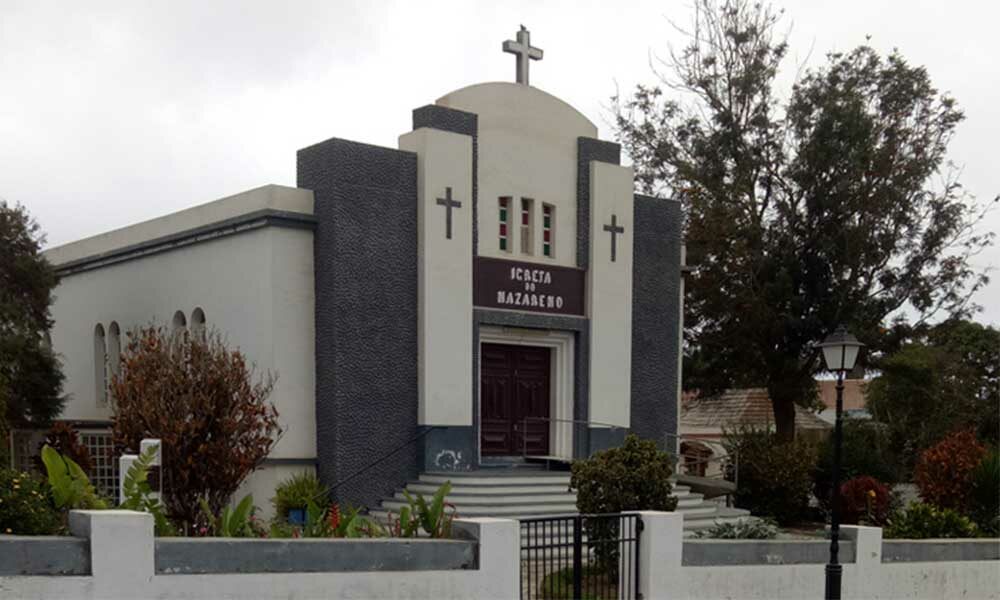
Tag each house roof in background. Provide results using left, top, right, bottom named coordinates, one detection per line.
left=817, top=379, right=867, bottom=411
left=681, top=388, right=832, bottom=431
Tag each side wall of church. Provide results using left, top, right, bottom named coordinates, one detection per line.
left=630, top=194, right=683, bottom=448
left=48, top=225, right=318, bottom=461
left=298, top=137, right=420, bottom=508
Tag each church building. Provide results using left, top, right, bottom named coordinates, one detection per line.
left=34, top=29, right=684, bottom=511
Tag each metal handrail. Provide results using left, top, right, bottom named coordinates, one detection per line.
left=516, top=415, right=740, bottom=504
left=516, top=415, right=717, bottom=454
left=518, top=416, right=630, bottom=458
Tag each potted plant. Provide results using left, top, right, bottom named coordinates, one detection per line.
left=272, top=472, right=327, bottom=526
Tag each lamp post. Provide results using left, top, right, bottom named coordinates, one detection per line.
left=817, top=326, right=865, bottom=600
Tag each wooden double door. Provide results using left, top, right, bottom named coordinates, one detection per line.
left=480, top=343, right=551, bottom=456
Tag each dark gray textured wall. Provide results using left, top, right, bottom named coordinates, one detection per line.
left=630, top=195, right=683, bottom=450
left=683, top=540, right=856, bottom=566
left=297, top=137, right=419, bottom=509
left=881, top=540, right=1000, bottom=563
left=155, top=538, right=476, bottom=574
left=0, top=536, right=90, bottom=575
left=576, top=137, right=621, bottom=269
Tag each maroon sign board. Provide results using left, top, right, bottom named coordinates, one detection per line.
left=473, top=256, right=585, bottom=316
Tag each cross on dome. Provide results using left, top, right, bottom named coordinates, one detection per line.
left=502, top=25, right=543, bottom=86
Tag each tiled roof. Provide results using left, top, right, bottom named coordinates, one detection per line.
left=681, top=388, right=832, bottom=431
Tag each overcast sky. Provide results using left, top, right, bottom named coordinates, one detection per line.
left=2, top=0, right=997, bottom=326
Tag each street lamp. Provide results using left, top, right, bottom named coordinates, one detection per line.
left=817, top=325, right=865, bottom=600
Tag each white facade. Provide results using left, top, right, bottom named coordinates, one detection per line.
left=588, top=161, right=634, bottom=428
left=437, top=82, right=596, bottom=268
left=44, top=185, right=318, bottom=512
left=399, top=127, right=474, bottom=426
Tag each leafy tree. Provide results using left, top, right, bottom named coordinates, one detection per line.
left=866, top=319, right=1000, bottom=462
left=110, top=325, right=280, bottom=530
left=613, top=0, right=994, bottom=441
left=0, top=200, right=64, bottom=429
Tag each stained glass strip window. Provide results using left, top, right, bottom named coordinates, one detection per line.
left=542, top=204, right=554, bottom=257
left=499, top=197, right=510, bottom=251
left=520, top=198, right=533, bottom=255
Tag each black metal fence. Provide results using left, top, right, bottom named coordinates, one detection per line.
left=520, top=513, right=642, bottom=600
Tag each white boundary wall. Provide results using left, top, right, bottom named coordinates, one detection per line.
left=0, top=511, right=519, bottom=600
left=636, top=511, right=1000, bottom=600
left=4, top=509, right=997, bottom=600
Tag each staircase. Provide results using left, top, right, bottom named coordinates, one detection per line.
left=370, top=469, right=750, bottom=532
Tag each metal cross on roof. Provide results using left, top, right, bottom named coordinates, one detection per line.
left=502, top=25, right=543, bottom=86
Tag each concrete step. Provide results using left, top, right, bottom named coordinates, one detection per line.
left=397, top=487, right=702, bottom=508
left=377, top=471, right=735, bottom=534
left=380, top=500, right=580, bottom=517
left=406, top=480, right=698, bottom=498
left=393, top=490, right=575, bottom=505
left=372, top=502, right=731, bottom=523
left=405, top=481, right=572, bottom=495
left=419, top=472, right=570, bottom=486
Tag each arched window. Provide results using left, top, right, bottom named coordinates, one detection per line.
left=172, top=310, right=187, bottom=332
left=93, top=324, right=107, bottom=406
left=108, top=322, right=122, bottom=383
left=191, top=307, right=206, bottom=341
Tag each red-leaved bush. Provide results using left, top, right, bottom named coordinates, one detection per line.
left=35, top=421, right=93, bottom=474
left=914, top=429, right=987, bottom=512
left=839, top=476, right=891, bottom=525
left=111, top=326, right=280, bottom=530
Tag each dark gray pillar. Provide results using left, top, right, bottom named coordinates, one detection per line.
left=630, top=195, right=683, bottom=451
left=297, top=137, right=419, bottom=508
left=576, top=137, right=621, bottom=270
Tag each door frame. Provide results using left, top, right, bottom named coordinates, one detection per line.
left=478, top=326, right=574, bottom=460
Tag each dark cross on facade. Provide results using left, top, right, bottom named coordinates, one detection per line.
left=436, top=187, right=462, bottom=240
left=603, top=214, right=625, bottom=262
left=502, top=25, right=543, bottom=85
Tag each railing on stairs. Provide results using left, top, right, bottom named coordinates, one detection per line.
left=517, top=416, right=740, bottom=505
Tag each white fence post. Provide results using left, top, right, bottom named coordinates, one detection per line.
left=69, top=509, right=154, bottom=598
left=454, top=517, right=520, bottom=599
left=632, top=511, right=684, bottom=600
left=841, top=525, right=882, bottom=598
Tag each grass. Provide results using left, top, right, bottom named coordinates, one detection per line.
left=538, top=566, right=618, bottom=600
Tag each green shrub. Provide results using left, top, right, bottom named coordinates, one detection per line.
left=814, top=418, right=900, bottom=511
left=119, top=444, right=176, bottom=536
left=968, top=448, right=999, bottom=536
left=723, top=425, right=816, bottom=525
left=40, top=444, right=107, bottom=510
left=394, top=481, right=455, bottom=538
left=693, top=518, right=778, bottom=539
left=571, top=434, right=677, bottom=577
left=0, top=468, right=62, bottom=535
left=571, top=434, right=678, bottom=514
left=271, top=472, right=327, bottom=520
left=267, top=502, right=385, bottom=539
left=199, top=494, right=254, bottom=537
left=884, top=503, right=979, bottom=539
